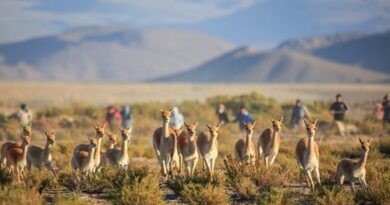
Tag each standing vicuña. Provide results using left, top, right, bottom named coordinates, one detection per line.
left=153, top=108, right=180, bottom=178
left=258, top=117, right=283, bottom=168
left=295, top=119, right=321, bottom=189
left=71, top=137, right=98, bottom=173
left=336, top=138, right=372, bottom=191
left=72, top=124, right=105, bottom=171
left=197, top=122, right=222, bottom=177
left=1, top=125, right=31, bottom=169
left=179, top=121, right=199, bottom=176
left=6, top=135, right=31, bottom=181
left=105, top=127, right=132, bottom=167
left=235, top=121, right=256, bottom=165
left=27, top=131, right=56, bottom=175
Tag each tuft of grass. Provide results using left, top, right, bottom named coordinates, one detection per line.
left=256, top=188, right=297, bottom=205
left=0, top=185, right=42, bottom=205
left=166, top=173, right=228, bottom=205
left=109, top=166, right=163, bottom=205
left=223, top=155, right=290, bottom=200
left=310, top=185, right=354, bottom=205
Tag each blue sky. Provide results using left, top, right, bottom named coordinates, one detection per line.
left=1, top=0, right=389, bottom=48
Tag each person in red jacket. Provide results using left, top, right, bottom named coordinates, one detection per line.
left=104, top=105, right=122, bottom=131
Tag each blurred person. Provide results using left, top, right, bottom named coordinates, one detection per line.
left=290, top=99, right=310, bottom=130
left=17, top=103, right=33, bottom=127
left=120, top=104, right=133, bottom=129
left=382, top=94, right=390, bottom=128
left=234, top=106, right=254, bottom=132
left=170, top=106, right=184, bottom=130
left=104, top=105, right=122, bottom=131
left=216, top=103, right=229, bottom=125
left=330, top=94, right=349, bottom=136
left=374, top=103, right=384, bottom=121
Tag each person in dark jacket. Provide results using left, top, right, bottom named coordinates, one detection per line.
left=330, top=94, right=349, bottom=136
left=216, top=103, right=229, bottom=125
left=382, top=94, right=390, bottom=128
left=291, top=99, right=310, bottom=130
left=234, top=106, right=254, bottom=132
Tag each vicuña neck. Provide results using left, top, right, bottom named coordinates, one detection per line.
left=120, top=138, right=128, bottom=159
left=358, top=150, right=369, bottom=168
left=308, top=135, right=315, bottom=156
left=245, top=131, right=253, bottom=149
left=44, top=141, right=52, bottom=155
left=210, top=134, right=218, bottom=151
left=162, top=121, right=170, bottom=138
left=94, top=137, right=102, bottom=160
left=88, top=147, right=96, bottom=164
left=22, top=142, right=29, bottom=160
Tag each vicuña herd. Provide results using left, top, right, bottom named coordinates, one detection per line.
left=0, top=108, right=373, bottom=191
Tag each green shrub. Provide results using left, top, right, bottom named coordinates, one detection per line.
left=207, top=92, right=281, bottom=115
left=181, top=184, right=229, bottom=205
left=0, top=169, right=12, bottom=186
left=310, top=185, right=354, bottom=205
left=223, top=155, right=290, bottom=200
left=109, top=166, right=163, bottom=205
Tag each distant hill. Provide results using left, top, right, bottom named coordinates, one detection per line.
left=154, top=47, right=388, bottom=83
left=0, top=26, right=233, bottom=81
left=278, top=31, right=390, bottom=74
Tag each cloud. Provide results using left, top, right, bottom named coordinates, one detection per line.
left=306, top=0, right=390, bottom=25
left=0, top=0, right=261, bottom=43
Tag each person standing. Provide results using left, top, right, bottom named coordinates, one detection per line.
left=104, top=105, right=122, bottom=131
left=120, top=104, right=133, bottom=129
left=17, top=103, right=33, bottom=127
left=290, top=99, right=310, bottom=130
left=170, top=106, right=184, bottom=130
left=382, top=94, right=390, bottom=129
left=330, top=94, right=349, bottom=136
left=216, top=103, right=229, bottom=125
left=234, top=106, right=254, bottom=132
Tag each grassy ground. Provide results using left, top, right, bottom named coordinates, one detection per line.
left=0, top=89, right=389, bottom=204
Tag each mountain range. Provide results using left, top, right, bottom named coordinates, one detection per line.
left=0, top=26, right=389, bottom=83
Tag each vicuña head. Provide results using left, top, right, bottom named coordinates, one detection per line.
left=160, top=108, right=173, bottom=123
left=359, top=137, right=372, bottom=153
left=107, top=131, right=118, bottom=147
left=304, top=119, right=317, bottom=137
left=93, top=124, right=105, bottom=139
left=271, top=116, right=283, bottom=132
left=45, top=131, right=56, bottom=146
left=184, top=121, right=198, bottom=138
left=21, top=124, right=32, bottom=137
left=120, top=127, right=132, bottom=143
left=89, top=137, right=98, bottom=149
left=244, top=121, right=256, bottom=135
left=206, top=122, right=222, bottom=138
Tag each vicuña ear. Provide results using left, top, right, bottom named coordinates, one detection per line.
left=93, top=124, right=98, bottom=129
left=159, top=109, right=164, bottom=113
left=270, top=117, right=274, bottom=122
left=168, top=107, right=174, bottom=112
left=359, top=137, right=363, bottom=144
left=279, top=116, right=284, bottom=122
left=184, top=121, right=189, bottom=127
left=242, top=121, right=247, bottom=126
left=252, top=121, right=256, bottom=126
left=127, top=127, right=133, bottom=133
left=45, top=132, right=49, bottom=137
left=368, top=138, right=373, bottom=144
left=313, top=118, right=318, bottom=126
left=303, top=119, right=308, bottom=126
left=217, top=121, right=223, bottom=128
left=194, top=121, right=198, bottom=127
left=206, top=123, right=212, bottom=129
